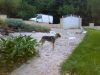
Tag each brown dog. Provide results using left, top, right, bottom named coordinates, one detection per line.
left=39, top=33, right=61, bottom=49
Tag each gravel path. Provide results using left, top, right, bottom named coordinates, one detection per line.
left=10, top=28, right=85, bottom=75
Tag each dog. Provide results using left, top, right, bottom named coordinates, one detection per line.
left=39, top=33, right=61, bottom=49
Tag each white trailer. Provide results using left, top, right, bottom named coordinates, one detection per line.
left=29, top=14, right=53, bottom=24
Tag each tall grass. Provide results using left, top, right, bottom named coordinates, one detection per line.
left=61, top=29, right=100, bottom=75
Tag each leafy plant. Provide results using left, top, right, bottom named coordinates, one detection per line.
left=0, top=35, right=38, bottom=67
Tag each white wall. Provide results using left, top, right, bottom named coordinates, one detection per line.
left=61, top=15, right=82, bottom=29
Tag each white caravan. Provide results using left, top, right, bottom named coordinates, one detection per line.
left=29, top=14, right=53, bottom=24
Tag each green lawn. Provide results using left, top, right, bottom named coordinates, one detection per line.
left=61, top=29, right=100, bottom=75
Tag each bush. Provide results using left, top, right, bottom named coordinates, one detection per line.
left=0, top=19, right=4, bottom=25
left=33, top=25, right=50, bottom=32
left=0, top=35, right=38, bottom=73
left=0, top=19, right=7, bottom=27
left=5, top=18, right=24, bottom=30
left=5, top=18, right=50, bottom=32
left=21, top=24, right=50, bottom=32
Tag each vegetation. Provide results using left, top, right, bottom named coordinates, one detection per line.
left=17, top=0, right=36, bottom=20
left=21, top=24, right=50, bottom=32
left=60, top=29, right=100, bottom=75
left=4, top=18, right=50, bottom=32
left=5, top=19, right=24, bottom=30
left=0, top=0, right=100, bottom=24
left=0, top=35, right=38, bottom=75
left=0, top=19, right=7, bottom=27
left=87, top=0, right=100, bottom=23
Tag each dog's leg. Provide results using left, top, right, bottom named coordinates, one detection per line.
left=39, top=39, right=45, bottom=49
left=52, top=43, right=55, bottom=50
left=41, top=40, right=45, bottom=46
left=39, top=39, right=44, bottom=45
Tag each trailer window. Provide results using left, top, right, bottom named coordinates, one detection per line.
left=37, top=16, right=42, bottom=19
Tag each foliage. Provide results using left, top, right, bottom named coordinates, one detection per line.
left=5, top=18, right=24, bottom=30
left=0, top=35, right=38, bottom=73
left=58, top=5, right=75, bottom=15
left=17, top=1, right=36, bottom=20
left=87, top=0, right=100, bottom=16
left=0, top=19, right=5, bottom=27
left=5, top=18, right=50, bottom=32
left=60, top=29, right=100, bottom=75
left=0, top=0, right=100, bottom=24
left=87, top=0, right=100, bottom=23
left=0, top=0, right=22, bottom=17
left=0, top=19, right=7, bottom=28
left=34, top=0, right=55, bottom=12
left=21, top=24, right=50, bottom=32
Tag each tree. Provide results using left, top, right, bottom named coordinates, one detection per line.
left=0, top=0, right=21, bottom=17
left=34, top=0, right=55, bottom=14
left=0, top=0, right=93, bottom=24
left=17, top=0, right=36, bottom=19
left=87, top=0, right=100, bottom=23
left=24, top=0, right=35, bottom=6
left=58, top=5, right=75, bottom=15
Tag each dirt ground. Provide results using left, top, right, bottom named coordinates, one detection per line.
left=10, top=28, right=85, bottom=75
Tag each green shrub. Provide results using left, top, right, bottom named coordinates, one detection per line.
left=33, top=25, right=50, bottom=32
left=0, top=35, right=38, bottom=71
left=5, top=18, right=50, bottom=32
left=21, top=24, right=50, bottom=32
left=0, top=19, right=4, bottom=25
left=0, top=19, right=7, bottom=27
left=21, top=24, right=36, bottom=32
left=5, top=18, right=24, bottom=30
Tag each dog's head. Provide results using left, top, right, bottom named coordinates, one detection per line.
left=55, top=33, right=61, bottom=38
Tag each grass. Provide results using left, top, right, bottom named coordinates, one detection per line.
left=60, top=29, right=100, bottom=75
